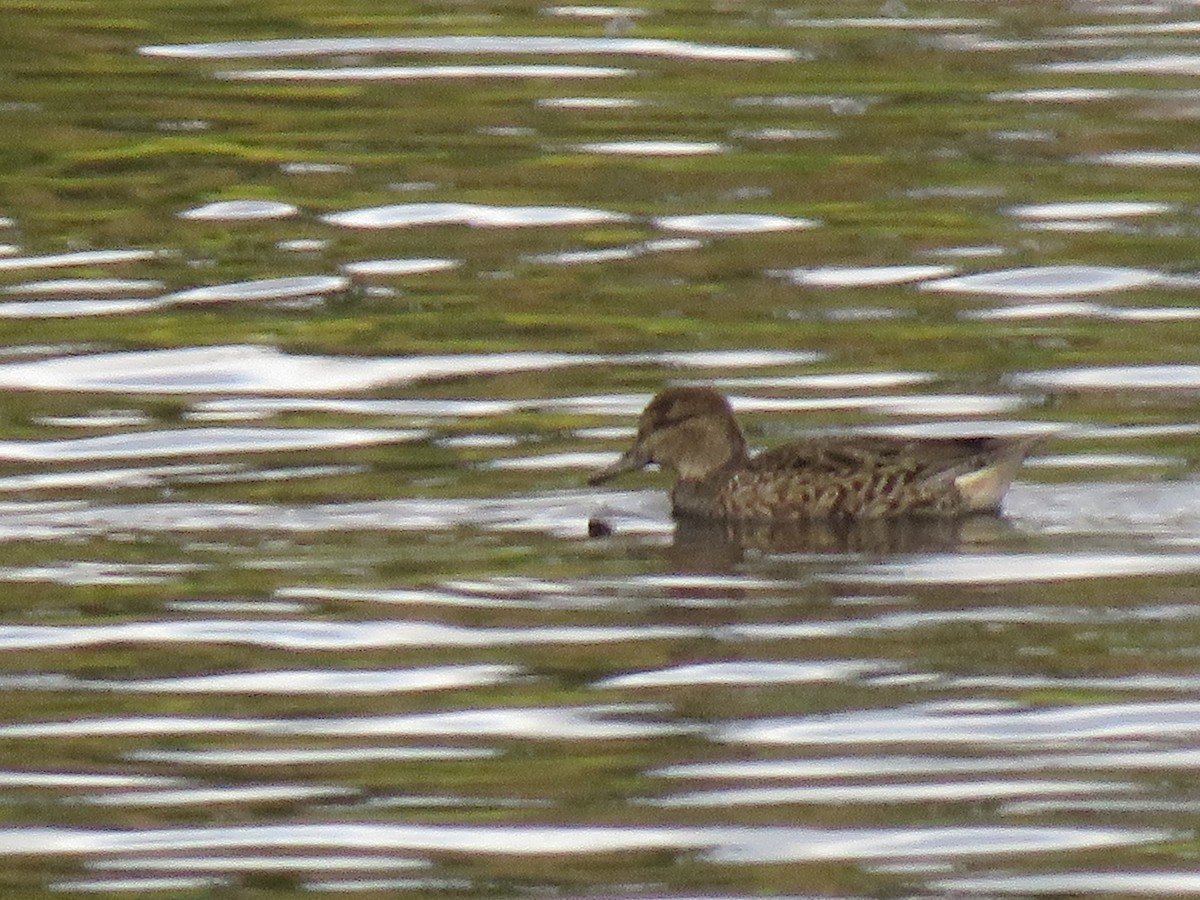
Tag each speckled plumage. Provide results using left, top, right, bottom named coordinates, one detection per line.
left=587, top=387, right=1041, bottom=521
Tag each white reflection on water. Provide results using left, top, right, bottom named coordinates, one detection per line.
left=934, top=871, right=1200, bottom=895
left=127, top=747, right=496, bottom=765
left=194, top=397, right=520, bottom=419
left=1013, top=364, right=1200, bottom=391
left=0, top=772, right=178, bottom=788
left=0, top=299, right=162, bottom=319
left=323, top=202, right=629, bottom=229
left=593, top=660, right=892, bottom=688
left=92, top=855, right=429, bottom=872
left=79, top=784, right=355, bottom=808
left=1041, top=54, right=1200, bottom=75
left=574, top=140, right=729, bottom=155
left=0, top=249, right=157, bottom=271
left=710, top=371, right=932, bottom=390
left=53, top=876, right=228, bottom=893
left=0, top=705, right=684, bottom=740
left=160, top=275, right=348, bottom=304
left=94, top=665, right=520, bottom=694
left=990, top=87, right=1130, bottom=102
left=658, top=748, right=1200, bottom=783
left=0, top=427, right=420, bottom=461
left=179, top=200, right=298, bottom=220
left=649, top=779, right=1132, bottom=808
left=921, top=265, right=1164, bottom=296
left=778, top=264, right=954, bottom=287
left=524, top=237, right=701, bottom=265
left=721, top=700, right=1200, bottom=746
left=0, top=345, right=605, bottom=393
left=1005, top=201, right=1173, bottom=220
left=837, top=552, right=1200, bottom=585
left=653, top=213, right=817, bottom=233
left=0, top=821, right=1163, bottom=862
left=0, top=619, right=698, bottom=650
left=4, top=278, right=162, bottom=295
left=783, top=16, right=991, bottom=29
left=537, top=96, right=644, bottom=109
left=340, top=258, right=459, bottom=276
left=543, top=6, right=649, bottom=19
left=140, top=36, right=800, bottom=62
left=222, top=65, right=631, bottom=81
left=964, top=303, right=1200, bottom=322
left=1084, top=150, right=1200, bottom=168
left=0, top=561, right=199, bottom=586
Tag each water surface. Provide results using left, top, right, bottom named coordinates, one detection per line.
left=2, top=0, right=1200, bottom=897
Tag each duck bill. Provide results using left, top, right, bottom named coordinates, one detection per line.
left=587, top=446, right=650, bottom=485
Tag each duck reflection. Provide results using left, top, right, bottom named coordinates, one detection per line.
left=589, top=512, right=1016, bottom=572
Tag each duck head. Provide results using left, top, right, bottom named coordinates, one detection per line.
left=587, top=387, right=748, bottom=485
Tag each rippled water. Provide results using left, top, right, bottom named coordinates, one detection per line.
left=4, top=0, right=1200, bottom=897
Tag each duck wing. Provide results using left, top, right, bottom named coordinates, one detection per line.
left=743, top=434, right=1042, bottom=516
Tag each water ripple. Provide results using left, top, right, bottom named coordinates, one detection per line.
left=0, top=821, right=1162, bottom=862
left=222, top=64, right=631, bottom=81
left=921, top=265, right=1164, bottom=296
left=594, top=660, right=891, bottom=689
left=83, top=664, right=520, bottom=694
left=837, top=552, right=1200, bottom=585
left=0, top=619, right=697, bottom=651
left=160, top=275, right=348, bottom=305
left=721, top=700, right=1200, bottom=747
left=140, top=36, right=801, bottom=62
left=650, top=779, right=1133, bottom=808
left=0, top=705, right=683, bottom=740
left=934, top=871, right=1200, bottom=895
left=0, top=345, right=603, bottom=393
left=179, top=200, right=299, bottom=221
left=0, top=249, right=158, bottom=271
left=323, top=202, right=628, bottom=229
left=0, top=427, right=418, bottom=461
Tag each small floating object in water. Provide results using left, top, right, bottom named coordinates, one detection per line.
left=587, top=387, right=1042, bottom=520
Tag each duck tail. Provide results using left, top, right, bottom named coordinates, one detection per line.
left=953, top=435, right=1046, bottom=513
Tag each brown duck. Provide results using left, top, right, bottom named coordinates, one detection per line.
left=587, top=387, right=1041, bottom=520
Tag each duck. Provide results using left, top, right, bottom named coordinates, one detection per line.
left=587, top=386, right=1042, bottom=521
